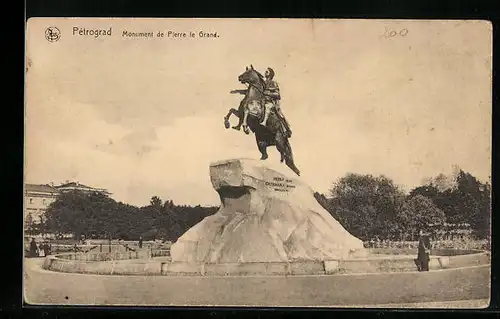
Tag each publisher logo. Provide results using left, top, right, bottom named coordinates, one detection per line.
left=45, top=26, right=61, bottom=42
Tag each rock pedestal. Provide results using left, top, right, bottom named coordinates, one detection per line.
left=170, top=159, right=364, bottom=263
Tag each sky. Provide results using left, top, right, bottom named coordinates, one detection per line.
left=25, top=18, right=492, bottom=206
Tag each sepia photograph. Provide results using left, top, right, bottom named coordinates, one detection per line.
left=24, top=18, right=492, bottom=308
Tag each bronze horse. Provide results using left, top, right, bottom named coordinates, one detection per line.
left=224, top=65, right=300, bottom=176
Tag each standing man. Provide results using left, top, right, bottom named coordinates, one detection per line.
left=261, top=67, right=292, bottom=138
left=139, top=236, right=143, bottom=249
left=416, top=229, right=432, bottom=271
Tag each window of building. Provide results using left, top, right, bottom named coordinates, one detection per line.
left=29, top=198, right=33, bottom=204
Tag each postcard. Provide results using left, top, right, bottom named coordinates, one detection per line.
left=24, top=18, right=492, bottom=308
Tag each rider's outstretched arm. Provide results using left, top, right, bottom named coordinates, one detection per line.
left=230, top=89, right=248, bottom=95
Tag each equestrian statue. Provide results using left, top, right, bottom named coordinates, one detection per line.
left=224, top=65, right=300, bottom=176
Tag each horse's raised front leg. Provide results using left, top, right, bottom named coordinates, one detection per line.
left=224, top=108, right=239, bottom=129
left=231, top=101, right=247, bottom=131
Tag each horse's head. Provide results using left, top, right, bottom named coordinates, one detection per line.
left=238, top=65, right=264, bottom=88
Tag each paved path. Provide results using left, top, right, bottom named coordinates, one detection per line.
left=24, top=258, right=490, bottom=307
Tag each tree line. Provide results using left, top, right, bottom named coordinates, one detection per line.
left=39, top=193, right=217, bottom=241
left=36, top=167, right=490, bottom=242
left=314, top=168, right=490, bottom=241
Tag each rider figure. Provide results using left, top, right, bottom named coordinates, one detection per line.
left=261, top=68, right=292, bottom=138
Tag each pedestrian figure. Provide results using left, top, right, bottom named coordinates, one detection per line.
left=139, top=236, right=143, bottom=249
left=415, top=230, right=431, bottom=271
left=29, top=238, right=38, bottom=258
left=42, top=241, right=51, bottom=256
left=39, top=243, right=46, bottom=257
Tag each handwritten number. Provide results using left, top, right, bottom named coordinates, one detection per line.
left=383, top=28, right=409, bottom=39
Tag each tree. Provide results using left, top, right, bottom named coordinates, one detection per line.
left=314, top=192, right=329, bottom=210
left=44, top=191, right=218, bottom=242
left=163, top=200, right=175, bottom=209
left=150, top=196, right=162, bottom=209
left=397, top=195, right=446, bottom=240
left=476, top=181, right=491, bottom=240
left=410, top=168, right=491, bottom=239
left=25, top=213, right=34, bottom=235
left=327, top=173, right=406, bottom=240
left=409, top=184, right=456, bottom=222
left=45, top=190, right=125, bottom=238
left=453, top=170, right=491, bottom=238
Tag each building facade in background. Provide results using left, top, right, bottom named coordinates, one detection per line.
left=56, top=181, right=112, bottom=196
left=24, top=184, right=59, bottom=226
left=24, top=181, right=111, bottom=229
